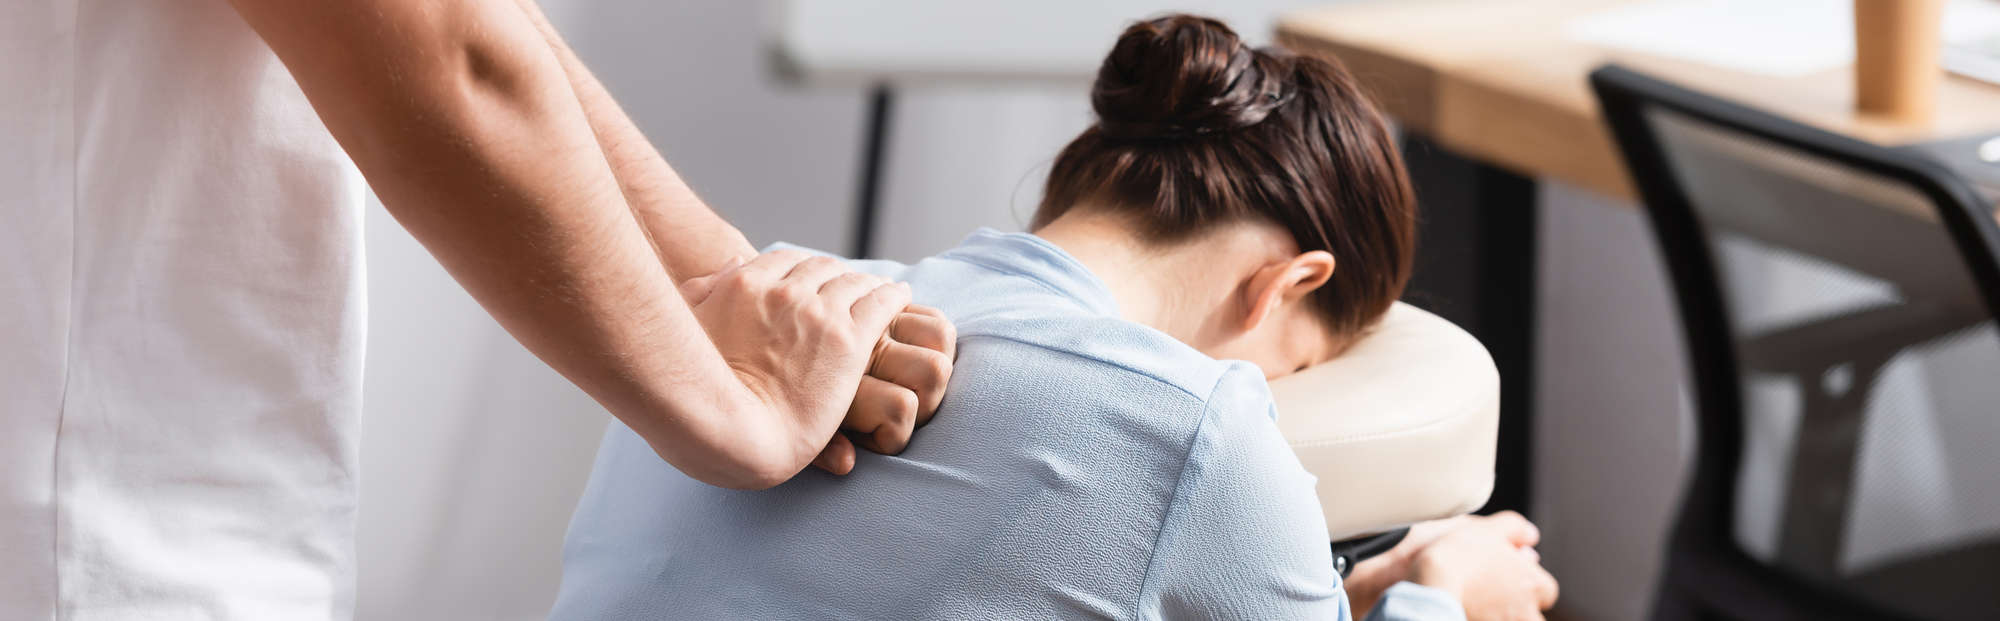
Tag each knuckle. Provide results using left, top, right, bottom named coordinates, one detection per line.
left=800, top=256, right=840, bottom=272
left=883, top=438, right=911, bottom=455
left=875, top=289, right=912, bottom=310
left=798, top=302, right=835, bottom=324
left=895, top=313, right=942, bottom=340
left=722, top=270, right=759, bottom=290
left=876, top=422, right=914, bottom=454
left=891, top=389, right=920, bottom=423
left=774, top=284, right=813, bottom=306
left=838, top=272, right=878, bottom=291
left=919, top=349, right=953, bottom=382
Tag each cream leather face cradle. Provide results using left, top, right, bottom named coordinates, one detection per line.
left=1269, top=302, right=1501, bottom=541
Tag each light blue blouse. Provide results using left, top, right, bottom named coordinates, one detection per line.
left=549, top=230, right=1463, bottom=620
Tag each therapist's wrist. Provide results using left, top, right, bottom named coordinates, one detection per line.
left=687, top=410, right=812, bottom=491
left=616, top=364, right=815, bottom=492
left=702, top=377, right=825, bottom=489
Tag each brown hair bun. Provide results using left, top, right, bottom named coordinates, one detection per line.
left=1091, top=15, right=1293, bottom=140
left=1037, top=13, right=1418, bottom=340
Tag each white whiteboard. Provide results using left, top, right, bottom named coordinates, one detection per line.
left=769, top=0, right=1339, bottom=85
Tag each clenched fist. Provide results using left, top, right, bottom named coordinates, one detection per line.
left=680, top=250, right=958, bottom=480
left=677, top=250, right=910, bottom=486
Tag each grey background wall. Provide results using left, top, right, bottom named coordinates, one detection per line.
left=354, top=1, right=1695, bottom=619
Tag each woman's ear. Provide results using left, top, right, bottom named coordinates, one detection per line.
left=1241, top=251, right=1336, bottom=332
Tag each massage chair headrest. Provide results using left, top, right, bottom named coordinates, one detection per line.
left=1267, top=302, right=1499, bottom=541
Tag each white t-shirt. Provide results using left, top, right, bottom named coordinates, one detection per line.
left=1, top=1, right=367, bottom=619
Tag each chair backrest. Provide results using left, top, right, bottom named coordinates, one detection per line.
left=1591, top=65, right=2000, bottom=621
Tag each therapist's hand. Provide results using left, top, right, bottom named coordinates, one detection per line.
left=676, top=250, right=911, bottom=485
left=680, top=252, right=955, bottom=476
left=812, top=303, right=956, bottom=474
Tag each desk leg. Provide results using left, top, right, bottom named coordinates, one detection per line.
left=1399, top=133, right=1539, bottom=517
left=849, top=85, right=895, bottom=259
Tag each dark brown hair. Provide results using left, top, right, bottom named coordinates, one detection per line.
left=1034, top=14, right=1417, bottom=338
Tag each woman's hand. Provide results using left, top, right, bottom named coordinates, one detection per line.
left=1346, top=512, right=1557, bottom=621
left=677, top=250, right=911, bottom=487
left=1408, top=511, right=1559, bottom=621
left=1342, top=516, right=1475, bottom=615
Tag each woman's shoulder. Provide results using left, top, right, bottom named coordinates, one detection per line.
left=952, top=310, right=1253, bottom=408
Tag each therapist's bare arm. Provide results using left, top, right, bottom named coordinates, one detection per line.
left=507, top=0, right=751, bottom=281
left=227, top=0, right=902, bottom=489
left=507, top=0, right=955, bottom=471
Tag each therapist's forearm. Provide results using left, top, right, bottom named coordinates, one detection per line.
left=512, top=0, right=757, bottom=282
left=227, top=0, right=803, bottom=488
left=505, top=2, right=958, bottom=474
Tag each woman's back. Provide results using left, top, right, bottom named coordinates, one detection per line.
left=548, top=230, right=1349, bottom=619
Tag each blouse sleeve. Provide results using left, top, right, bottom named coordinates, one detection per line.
left=1137, top=362, right=1465, bottom=621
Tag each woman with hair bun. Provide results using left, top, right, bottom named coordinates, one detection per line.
left=552, top=14, right=1557, bottom=621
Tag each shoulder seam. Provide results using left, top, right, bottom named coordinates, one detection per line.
left=936, top=252, right=1087, bottom=305
left=955, top=333, right=1211, bottom=402
left=1129, top=367, right=1242, bottom=617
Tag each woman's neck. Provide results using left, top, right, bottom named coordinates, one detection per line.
left=1032, top=209, right=1253, bottom=347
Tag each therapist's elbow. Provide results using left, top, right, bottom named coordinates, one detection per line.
left=414, top=43, right=557, bottom=131
left=330, top=12, right=568, bottom=164
left=447, top=34, right=551, bottom=115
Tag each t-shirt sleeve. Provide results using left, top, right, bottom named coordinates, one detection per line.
left=1136, top=363, right=1353, bottom=620
left=760, top=241, right=910, bottom=280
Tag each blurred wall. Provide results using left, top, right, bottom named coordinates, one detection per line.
left=1533, top=183, right=1694, bottom=621
left=355, top=1, right=1696, bottom=620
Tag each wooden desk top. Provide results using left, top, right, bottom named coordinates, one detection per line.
left=1277, top=0, right=2000, bottom=199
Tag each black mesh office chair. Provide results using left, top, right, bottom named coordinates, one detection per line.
left=1590, top=65, right=2000, bottom=621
